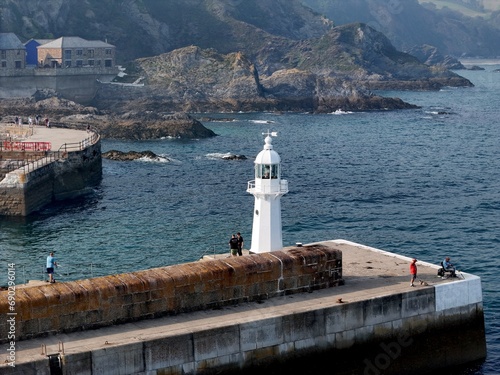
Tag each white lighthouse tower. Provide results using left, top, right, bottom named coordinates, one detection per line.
left=247, top=132, right=288, bottom=253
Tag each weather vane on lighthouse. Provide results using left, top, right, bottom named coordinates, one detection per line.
left=247, top=131, right=289, bottom=253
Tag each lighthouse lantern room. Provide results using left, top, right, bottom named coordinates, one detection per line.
left=247, top=132, right=288, bottom=253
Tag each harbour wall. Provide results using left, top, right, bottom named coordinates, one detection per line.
left=0, top=68, right=117, bottom=104
left=59, top=285, right=485, bottom=375
left=0, top=243, right=486, bottom=375
left=0, top=140, right=102, bottom=216
left=0, top=245, right=343, bottom=343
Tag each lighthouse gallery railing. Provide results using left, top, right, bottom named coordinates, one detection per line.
left=247, top=180, right=289, bottom=195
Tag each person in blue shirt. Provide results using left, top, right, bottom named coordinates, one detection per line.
left=442, top=257, right=456, bottom=276
left=46, top=252, right=58, bottom=283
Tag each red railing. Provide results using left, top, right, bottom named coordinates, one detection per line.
left=1, top=141, right=51, bottom=151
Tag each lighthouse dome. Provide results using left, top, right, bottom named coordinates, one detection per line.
left=255, top=135, right=281, bottom=164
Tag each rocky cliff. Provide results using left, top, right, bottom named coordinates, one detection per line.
left=94, top=23, right=471, bottom=114
left=303, top=0, right=500, bottom=58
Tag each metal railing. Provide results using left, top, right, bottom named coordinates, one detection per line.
left=3, top=151, right=61, bottom=174
left=58, top=128, right=99, bottom=153
left=247, top=179, right=289, bottom=195
left=0, top=263, right=101, bottom=286
left=199, top=245, right=224, bottom=260
left=0, top=126, right=99, bottom=176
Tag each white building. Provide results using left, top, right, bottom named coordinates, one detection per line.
left=247, top=132, right=288, bottom=253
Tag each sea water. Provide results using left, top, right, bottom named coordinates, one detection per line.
left=1, top=65, right=499, bottom=374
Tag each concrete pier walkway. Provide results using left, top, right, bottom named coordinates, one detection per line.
left=3, top=240, right=473, bottom=373
left=0, top=123, right=89, bottom=151
left=1, top=122, right=101, bottom=216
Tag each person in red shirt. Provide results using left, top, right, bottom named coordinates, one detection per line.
left=410, top=258, right=417, bottom=287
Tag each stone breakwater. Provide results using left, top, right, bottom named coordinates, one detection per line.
left=0, top=241, right=486, bottom=375
left=0, top=244, right=343, bottom=342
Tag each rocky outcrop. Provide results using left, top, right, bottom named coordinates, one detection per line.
left=0, top=95, right=97, bottom=124
left=102, top=149, right=246, bottom=161
left=0, top=96, right=217, bottom=140
left=290, top=25, right=472, bottom=88
left=98, top=22, right=476, bottom=114
left=468, top=65, right=485, bottom=71
left=93, top=22, right=475, bottom=115
left=102, top=150, right=167, bottom=161
left=98, top=112, right=216, bottom=140
left=221, top=154, right=247, bottom=160
left=405, top=45, right=467, bottom=70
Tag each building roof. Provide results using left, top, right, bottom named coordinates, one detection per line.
left=255, top=136, right=281, bottom=164
left=24, top=38, right=55, bottom=46
left=38, top=36, right=115, bottom=49
left=0, top=33, right=25, bottom=50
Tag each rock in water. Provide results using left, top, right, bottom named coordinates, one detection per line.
left=102, top=150, right=167, bottom=161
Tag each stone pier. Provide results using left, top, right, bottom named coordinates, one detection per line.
left=0, top=124, right=102, bottom=216
left=0, top=240, right=486, bottom=375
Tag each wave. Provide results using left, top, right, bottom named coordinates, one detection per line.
left=137, top=154, right=172, bottom=163
left=205, top=152, right=247, bottom=160
left=330, top=109, right=353, bottom=115
left=424, top=105, right=454, bottom=115
left=249, top=120, right=274, bottom=124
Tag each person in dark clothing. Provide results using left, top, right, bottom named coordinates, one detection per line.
left=236, top=232, right=244, bottom=256
left=442, top=257, right=456, bottom=277
left=229, top=234, right=239, bottom=256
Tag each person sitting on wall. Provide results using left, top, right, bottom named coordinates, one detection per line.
left=442, top=257, right=456, bottom=277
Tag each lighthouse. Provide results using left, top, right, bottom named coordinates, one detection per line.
left=247, top=132, right=288, bottom=253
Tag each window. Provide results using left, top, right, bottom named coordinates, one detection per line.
left=255, top=164, right=279, bottom=179
left=88, top=49, right=94, bottom=58
left=1, top=61, right=6, bottom=68
left=271, top=164, right=279, bottom=179
left=105, top=48, right=112, bottom=55
left=65, top=60, right=71, bottom=68
left=76, top=49, right=83, bottom=56
left=96, top=60, right=101, bottom=66
left=15, top=61, right=22, bottom=69
left=88, top=59, right=94, bottom=66
left=64, top=49, right=72, bottom=59
left=1, top=50, right=6, bottom=59
left=76, top=60, right=83, bottom=67
left=104, top=59, right=112, bottom=67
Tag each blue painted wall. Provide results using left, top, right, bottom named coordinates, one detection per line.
left=25, top=40, right=40, bottom=66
